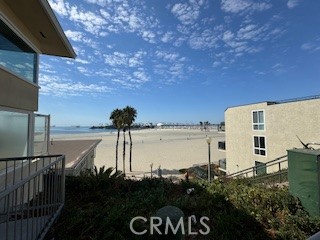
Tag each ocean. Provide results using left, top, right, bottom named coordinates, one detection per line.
left=50, top=126, right=114, bottom=135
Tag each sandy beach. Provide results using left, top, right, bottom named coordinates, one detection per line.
left=51, top=128, right=226, bottom=178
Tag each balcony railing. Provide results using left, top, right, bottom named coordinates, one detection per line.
left=0, top=155, right=65, bottom=240
left=218, top=141, right=226, bottom=150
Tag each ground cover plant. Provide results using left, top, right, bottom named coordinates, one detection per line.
left=46, top=167, right=320, bottom=240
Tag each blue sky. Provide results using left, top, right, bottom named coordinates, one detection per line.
left=39, top=0, right=320, bottom=126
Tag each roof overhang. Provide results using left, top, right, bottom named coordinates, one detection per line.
left=3, top=0, right=76, bottom=58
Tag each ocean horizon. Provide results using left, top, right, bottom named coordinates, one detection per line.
left=50, top=126, right=114, bottom=135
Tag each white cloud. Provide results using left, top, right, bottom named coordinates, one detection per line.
left=188, top=29, right=218, bottom=49
left=68, top=6, right=107, bottom=35
left=301, top=42, right=320, bottom=52
left=213, top=61, right=221, bottom=67
left=171, top=1, right=202, bottom=25
left=51, top=0, right=161, bottom=44
left=48, top=0, right=292, bottom=92
left=237, top=24, right=261, bottom=40
left=174, top=36, right=188, bottom=47
left=251, top=2, right=272, bottom=12
left=50, top=1, right=109, bottom=36
left=169, top=63, right=185, bottom=77
left=100, top=1, right=161, bottom=44
left=177, top=24, right=192, bottom=35
left=161, top=31, right=175, bottom=43
left=152, top=50, right=188, bottom=84
left=39, top=74, right=112, bottom=96
left=75, top=58, right=90, bottom=64
left=104, top=51, right=146, bottom=67
left=272, top=63, right=282, bottom=69
left=155, top=51, right=180, bottom=62
left=221, top=0, right=250, bottom=13
left=98, top=50, right=151, bottom=89
left=132, top=70, right=149, bottom=83
left=39, top=62, right=57, bottom=74
left=221, top=0, right=271, bottom=14
left=64, top=30, right=84, bottom=42
left=271, top=63, right=286, bottom=74
left=222, top=31, right=234, bottom=42
left=287, top=0, right=300, bottom=9
left=128, top=51, right=147, bottom=67
left=85, top=0, right=109, bottom=7
left=141, top=30, right=156, bottom=43
left=104, top=52, right=128, bottom=66
left=48, top=0, right=69, bottom=16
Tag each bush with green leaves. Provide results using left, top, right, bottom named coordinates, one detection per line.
left=46, top=168, right=320, bottom=240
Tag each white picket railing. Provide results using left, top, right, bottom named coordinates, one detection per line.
left=0, top=155, right=65, bottom=240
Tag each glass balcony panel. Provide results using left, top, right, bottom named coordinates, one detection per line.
left=0, top=19, right=37, bottom=83
left=34, top=114, right=50, bottom=155
left=0, top=110, right=29, bottom=159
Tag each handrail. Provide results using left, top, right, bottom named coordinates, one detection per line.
left=228, top=155, right=287, bottom=177
left=0, top=154, right=65, bottom=240
left=0, top=156, right=64, bottom=199
left=0, top=155, right=63, bottom=162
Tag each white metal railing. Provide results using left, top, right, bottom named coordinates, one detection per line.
left=0, top=155, right=65, bottom=240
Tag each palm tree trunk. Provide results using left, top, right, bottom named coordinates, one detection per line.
left=123, top=129, right=126, bottom=175
left=128, top=127, right=133, bottom=172
left=116, top=129, right=120, bottom=172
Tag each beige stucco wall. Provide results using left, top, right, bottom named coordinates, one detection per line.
left=0, top=68, right=38, bottom=111
left=225, top=99, right=320, bottom=174
left=0, top=1, right=40, bottom=111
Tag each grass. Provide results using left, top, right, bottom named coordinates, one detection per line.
left=45, top=167, right=320, bottom=240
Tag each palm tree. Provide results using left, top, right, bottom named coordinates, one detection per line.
left=109, top=108, right=123, bottom=172
left=123, top=106, right=137, bottom=172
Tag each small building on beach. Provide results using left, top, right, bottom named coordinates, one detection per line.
left=49, top=139, right=102, bottom=176
left=224, top=95, right=320, bottom=174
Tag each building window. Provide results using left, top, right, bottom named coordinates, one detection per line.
left=218, top=141, right=226, bottom=150
left=252, top=110, right=264, bottom=130
left=253, top=136, right=266, bottom=156
left=0, top=19, right=38, bottom=83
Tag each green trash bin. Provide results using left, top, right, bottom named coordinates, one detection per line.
left=287, top=148, right=320, bottom=217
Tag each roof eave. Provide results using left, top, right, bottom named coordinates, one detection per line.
left=40, top=0, right=76, bottom=58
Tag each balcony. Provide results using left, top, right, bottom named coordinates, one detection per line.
left=0, top=155, right=65, bottom=240
left=218, top=141, right=226, bottom=150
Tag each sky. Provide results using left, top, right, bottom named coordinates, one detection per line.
left=38, top=0, right=320, bottom=126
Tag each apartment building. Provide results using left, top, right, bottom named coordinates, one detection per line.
left=0, top=2, right=76, bottom=238
left=0, top=0, right=76, bottom=160
left=224, top=96, right=320, bottom=174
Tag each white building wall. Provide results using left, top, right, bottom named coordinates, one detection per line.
left=225, top=98, right=320, bottom=174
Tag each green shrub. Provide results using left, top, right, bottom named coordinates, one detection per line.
left=46, top=170, right=320, bottom=240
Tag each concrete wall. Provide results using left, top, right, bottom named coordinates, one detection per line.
left=225, top=99, right=320, bottom=174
